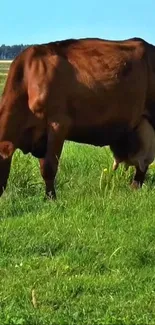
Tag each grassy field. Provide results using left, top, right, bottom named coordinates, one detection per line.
left=1, top=61, right=155, bottom=325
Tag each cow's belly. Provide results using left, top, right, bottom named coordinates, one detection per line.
left=67, top=122, right=131, bottom=147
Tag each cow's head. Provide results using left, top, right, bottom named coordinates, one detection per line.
left=18, top=128, right=47, bottom=158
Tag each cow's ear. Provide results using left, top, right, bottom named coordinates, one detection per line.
left=0, top=141, right=15, bottom=159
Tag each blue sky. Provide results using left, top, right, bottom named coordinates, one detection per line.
left=1, top=0, right=155, bottom=45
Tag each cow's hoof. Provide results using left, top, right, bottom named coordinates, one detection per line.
left=130, top=181, right=141, bottom=190
left=44, top=190, right=56, bottom=201
left=43, top=195, right=56, bottom=201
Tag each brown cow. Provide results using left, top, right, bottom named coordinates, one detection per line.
left=111, top=117, right=155, bottom=188
left=0, top=37, right=155, bottom=199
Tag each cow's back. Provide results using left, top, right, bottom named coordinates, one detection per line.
left=3, top=37, right=148, bottom=129
left=0, top=37, right=150, bottom=150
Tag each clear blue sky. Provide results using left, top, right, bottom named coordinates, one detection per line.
left=1, top=0, right=155, bottom=45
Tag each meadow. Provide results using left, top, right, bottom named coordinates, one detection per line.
left=1, top=61, right=155, bottom=324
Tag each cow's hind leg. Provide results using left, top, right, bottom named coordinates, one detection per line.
left=131, top=166, right=148, bottom=189
left=112, top=158, right=119, bottom=171
left=39, top=118, right=70, bottom=200
left=0, top=158, right=12, bottom=196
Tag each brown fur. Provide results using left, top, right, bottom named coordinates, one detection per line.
left=0, top=37, right=155, bottom=198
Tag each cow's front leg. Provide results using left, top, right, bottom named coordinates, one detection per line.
left=39, top=157, right=57, bottom=199
left=0, top=157, right=12, bottom=196
left=131, top=165, right=148, bottom=189
left=39, top=119, right=70, bottom=200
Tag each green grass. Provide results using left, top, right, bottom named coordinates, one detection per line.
left=1, top=62, right=155, bottom=324
left=0, top=63, right=9, bottom=93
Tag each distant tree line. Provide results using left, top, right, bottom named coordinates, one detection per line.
left=0, top=44, right=30, bottom=59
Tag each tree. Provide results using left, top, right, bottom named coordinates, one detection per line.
left=0, top=44, right=30, bottom=59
